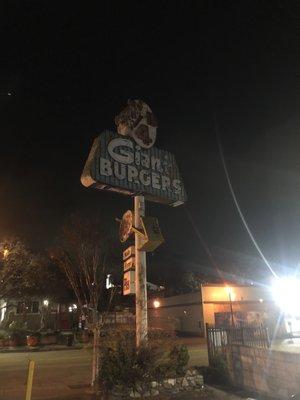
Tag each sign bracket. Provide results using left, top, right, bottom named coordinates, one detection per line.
left=116, top=217, right=146, bottom=238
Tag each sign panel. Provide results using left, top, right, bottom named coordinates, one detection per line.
left=123, top=256, right=135, bottom=272
left=123, top=270, right=135, bottom=295
left=123, top=245, right=135, bottom=261
left=138, top=217, right=164, bottom=252
left=119, top=210, right=133, bottom=243
left=81, top=131, right=187, bottom=206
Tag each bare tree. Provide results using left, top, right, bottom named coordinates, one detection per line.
left=52, top=214, right=119, bottom=389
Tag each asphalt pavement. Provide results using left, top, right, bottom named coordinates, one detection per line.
left=0, top=348, right=92, bottom=400
left=0, top=338, right=208, bottom=400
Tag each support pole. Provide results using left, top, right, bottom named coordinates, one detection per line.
left=25, top=360, right=35, bottom=400
left=91, top=310, right=99, bottom=388
left=229, top=293, right=235, bottom=328
left=134, top=195, right=148, bottom=347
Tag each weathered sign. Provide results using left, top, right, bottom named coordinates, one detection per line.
left=81, top=131, right=187, bottom=206
left=138, top=217, right=164, bottom=252
left=119, top=210, right=133, bottom=243
left=123, top=270, right=135, bottom=295
left=123, top=245, right=135, bottom=261
left=124, top=257, right=135, bottom=272
left=115, top=99, right=157, bottom=149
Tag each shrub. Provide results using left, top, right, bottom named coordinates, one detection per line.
left=9, top=330, right=26, bottom=345
left=8, top=320, right=26, bottom=332
left=169, top=344, right=189, bottom=376
left=7, top=321, right=27, bottom=346
left=27, top=331, right=41, bottom=338
left=98, top=328, right=189, bottom=390
left=0, top=331, right=8, bottom=340
left=199, top=354, right=228, bottom=385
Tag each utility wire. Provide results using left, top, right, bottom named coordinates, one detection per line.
left=213, top=112, right=277, bottom=278
left=183, top=205, right=221, bottom=274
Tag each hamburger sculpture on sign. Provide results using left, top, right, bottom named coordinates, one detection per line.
left=115, top=99, right=157, bottom=149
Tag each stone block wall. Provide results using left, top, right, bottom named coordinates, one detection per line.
left=111, top=369, right=204, bottom=398
left=226, top=345, right=300, bottom=399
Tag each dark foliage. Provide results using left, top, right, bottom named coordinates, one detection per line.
left=98, top=328, right=189, bottom=390
left=198, top=354, right=228, bottom=385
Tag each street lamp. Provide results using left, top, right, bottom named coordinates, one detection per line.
left=271, top=277, right=300, bottom=316
left=43, top=299, right=49, bottom=307
left=271, top=277, right=300, bottom=341
left=153, top=299, right=160, bottom=308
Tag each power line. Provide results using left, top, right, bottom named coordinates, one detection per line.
left=213, top=112, right=277, bottom=278
left=183, top=205, right=222, bottom=277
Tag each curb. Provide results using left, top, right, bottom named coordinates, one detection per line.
left=206, top=385, right=248, bottom=399
left=0, top=345, right=83, bottom=354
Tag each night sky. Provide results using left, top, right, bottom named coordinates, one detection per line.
left=0, top=2, right=299, bottom=276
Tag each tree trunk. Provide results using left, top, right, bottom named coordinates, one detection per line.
left=91, top=310, right=99, bottom=391
left=40, top=309, right=45, bottom=331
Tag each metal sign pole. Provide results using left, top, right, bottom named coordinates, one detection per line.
left=134, top=195, right=148, bottom=347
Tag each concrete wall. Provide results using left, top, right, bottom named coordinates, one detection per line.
left=148, top=292, right=204, bottom=336
left=226, top=345, right=300, bottom=399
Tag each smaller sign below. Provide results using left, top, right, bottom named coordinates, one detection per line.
left=123, top=245, right=135, bottom=261
left=123, top=270, right=135, bottom=295
left=138, top=217, right=164, bottom=252
left=119, top=210, right=134, bottom=243
left=124, top=256, right=135, bottom=272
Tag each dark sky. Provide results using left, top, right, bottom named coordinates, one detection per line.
left=0, top=1, right=299, bottom=274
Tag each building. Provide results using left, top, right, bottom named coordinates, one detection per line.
left=148, top=282, right=287, bottom=338
left=201, top=283, right=284, bottom=337
left=0, top=298, right=78, bottom=331
left=148, top=292, right=204, bottom=336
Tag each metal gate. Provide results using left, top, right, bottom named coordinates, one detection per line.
left=206, top=323, right=270, bottom=364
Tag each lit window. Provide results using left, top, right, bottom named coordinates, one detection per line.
left=16, top=301, right=39, bottom=314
